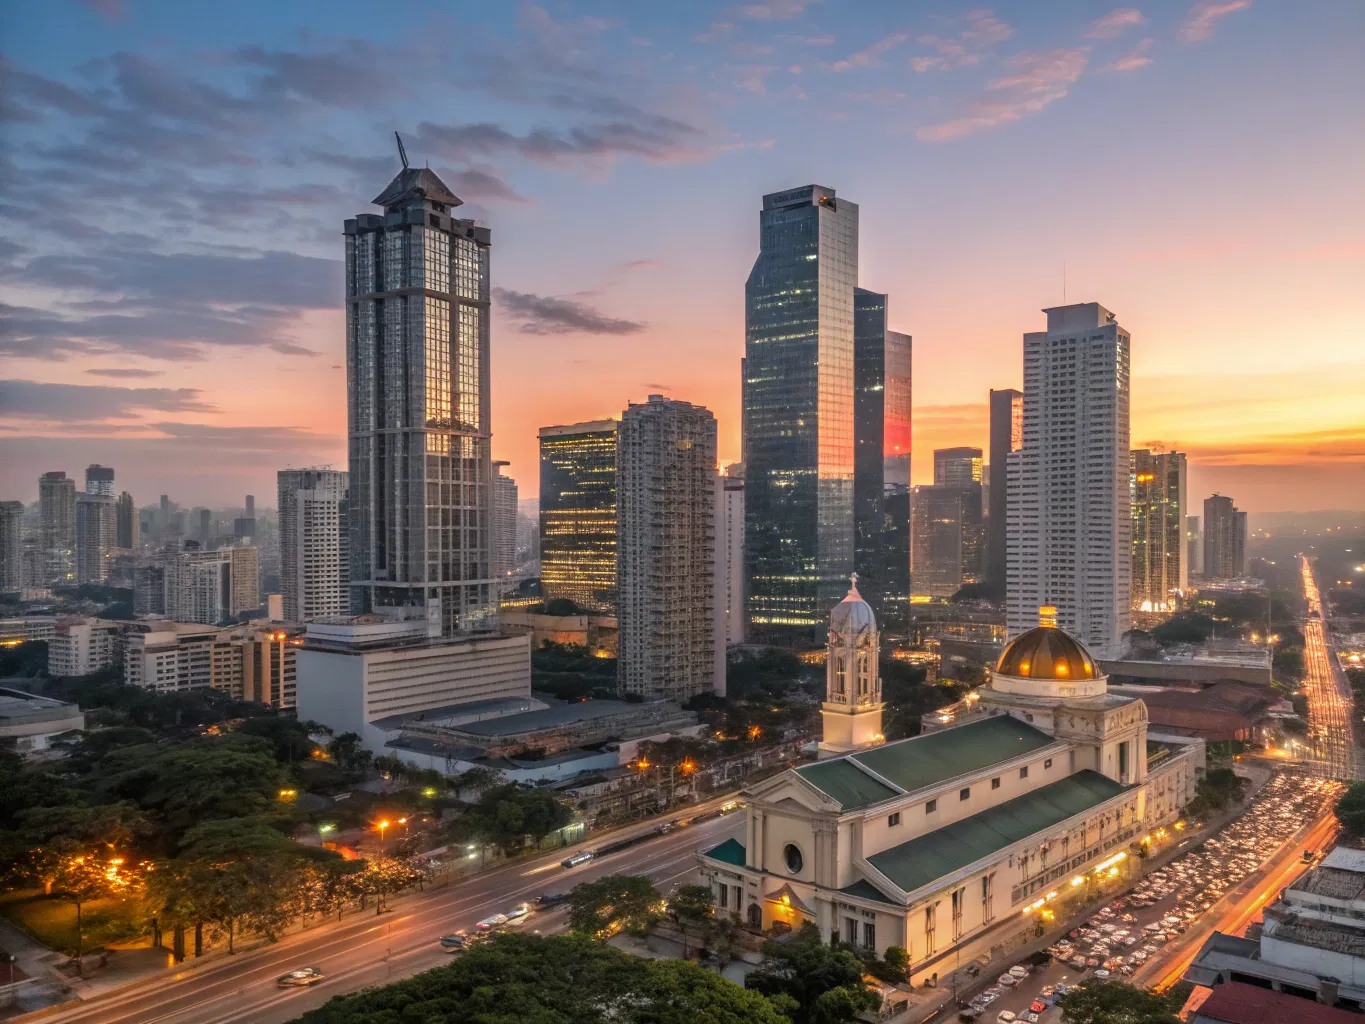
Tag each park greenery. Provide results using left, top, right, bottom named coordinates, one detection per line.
left=745, top=923, right=880, bottom=1024
left=567, top=873, right=666, bottom=937
left=1335, top=782, right=1365, bottom=840
left=1056, top=979, right=1182, bottom=1024
left=1186, top=767, right=1247, bottom=815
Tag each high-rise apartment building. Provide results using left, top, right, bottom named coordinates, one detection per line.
left=1203, top=494, right=1247, bottom=579
left=39, top=471, right=76, bottom=586
left=229, top=545, right=260, bottom=616
left=744, top=185, right=859, bottom=643
left=75, top=492, right=117, bottom=585
left=0, top=501, right=23, bottom=592
left=1130, top=449, right=1187, bottom=613
left=491, top=461, right=518, bottom=587
left=278, top=468, right=349, bottom=623
left=853, top=288, right=912, bottom=630
left=116, top=492, right=135, bottom=549
left=1007, top=303, right=1131, bottom=658
left=539, top=420, right=618, bottom=611
left=986, top=388, right=1024, bottom=589
left=163, top=546, right=259, bottom=624
left=719, top=464, right=746, bottom=646
left=910, top=485, right=966, bottom=599
left=345, top=158, right=495, bottom=636
left=85, top=464, right=115, bottom=498
left=1186, top=515, right=1203, bottom=576
left=616, top=396, right=720, bottom=702
left=934, top=447, right=983, bottom=487
left=134, top=562, right=166, bottom=615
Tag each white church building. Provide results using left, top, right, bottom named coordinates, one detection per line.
left=699, top=580, right=1202, bottom=979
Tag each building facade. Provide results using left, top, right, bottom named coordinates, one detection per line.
left=719, top=464, right=746, bottom=646
left=1203, top=494, right=1247, bottom=580
left=115, top=492, right=135, bottom=550
left=910, top=485, right=967, bottom=599
left=744, top=185, right=859, bottom=644
left=48, top=618, right=123, bottom=677
left=1007, top=304, right=1132, bottom=658
left=39, top=471, right=76, bottom=586
left=75, top=492, right=117, bottom=585
left=1130, top=449, right=1188, bottom=614
left=345, top=160, right=496, bottom=636
left=278, top=468, right=350, bottom=623
left=492, top=461, right=518, bottom=589
left=934, top=447, right=983, bottom=488
left=986, top=389, right=1024, bottom=590
left=0, top=501, right=23, bottom=592
left=539, top=420, right=618, bottom=611
left=85, top=465, right=115, bottom=498
left=616, top=395, right=721, bottom=702
left=1186, top=516, right=1203, bottom=577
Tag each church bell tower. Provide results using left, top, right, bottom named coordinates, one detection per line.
left=818, top=575, right=885, bottom=758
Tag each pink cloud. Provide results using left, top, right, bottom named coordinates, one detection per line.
left=1102, top=37, right=1154, bottom=72
left=831, top=32, right=909, bottom=72
left=918, top=48, right=1089, bottom=141
left=1181, top=0, right=1252, bottom=43
left=1086, top=8, right=1146, bottom=40
left=911, top=9, right=1013, bottom=72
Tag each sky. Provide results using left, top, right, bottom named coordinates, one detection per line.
left=1, top=0, right=1362, bottom=513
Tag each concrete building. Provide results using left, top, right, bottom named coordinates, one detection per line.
left=539, top=420, right=618, bottom=611
left=0, top=501, right=23, bottom=592
left=492, top=461, right=518, bottom=589
left=0, top=617, right=57, bottom=645
left=164, top=548, right=234, bottom=624
left=115, top=492, right=135, bottom=549
left=1007, top=304, right=1132, bottom=659
left=0, top=687, right=84, bottom=754
left=48, top=618, right=123, bottom=677
left=295, top=617, right=532, bottom=753
left=124, top=623, right=236, bottom=694
left=744, top=185, right=859, bottom=644
left=986, top=389, right=1023, bottom=590
left=500, top=607, right=618, bottom=656
left=1204, top=494, right=1247, bottom=580
left=239, top=626, right=302, bottom=707
left=346, top=156, right=496, bottom=637
left=934, top=447, right=983, bottom=488
left=699, top=599, right=1200, bottom=969
left=719, top=463, right=746, bottom=646
left=1187, top=515, right=1203, bottom=577
left=84, top=464, right=115, bottom=498
left=616, top=395, right=721, bottom=702
left=1190, top=982, right=1359, bottom=1024
left=134, top=562, right=166, bottom=615
left=39, top=471, right=76, bottom=586
left=277, top=468, right=349, bottom=623
left=1130, top=449, right=1188, bottom=614
left=75, top=492, right=117, bottom=585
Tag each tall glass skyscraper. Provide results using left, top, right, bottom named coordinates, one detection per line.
left=344, top=161, right=495, bottom=636
left=744, top=185, right=859, bottom=644
left=539, top=420, right=618, bottom=612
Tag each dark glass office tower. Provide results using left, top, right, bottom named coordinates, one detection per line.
left=743, top=185, right=858, bottom=644
left=853, top=288, right=912, bottom=631
left=539, top=420, right=618, bottom=612
left=345, top=158, right=495, bottom=636
left=986, top=388, right=1022, bottom=591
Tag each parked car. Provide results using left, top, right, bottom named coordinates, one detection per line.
left=537, top=892, right=568, bottom=907
left=476, top=913, right=509, bottom=931
left=277, top=967, right=324, bottom=987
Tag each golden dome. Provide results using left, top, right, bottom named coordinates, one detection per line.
left=996, top=614, right=1099, bottom=681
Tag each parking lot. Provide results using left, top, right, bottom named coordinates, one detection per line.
left=955, top=772, right=1341, bottom=1022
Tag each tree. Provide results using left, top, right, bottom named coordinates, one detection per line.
left=456, top=783, right=573, bottom=853
left=1057, top=979, right=1181, bottom=1024
left=1187, top=767, right=1246, bottom=814
left=568, top=874, right=664, bottom=937
left=745, top=922, right=879, bottom=1024
left=51, top=851, right=145, bottom=974
left=3, top=802, right=147, bottom=894
left=327, top=733, right=373, bottom=777
left=1151, top=612, right=1215, bottom=646
left=290, top=932, right=792, bottom=1024
left=1336, top=782, right=1365, bottom=839
left=667, top=883, right=715, bottom=956
left=234, top=715, right=320, bottom=763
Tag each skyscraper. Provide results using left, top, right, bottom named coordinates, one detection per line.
left=853, top=287, right=912, bottom=630
left=744, top=184, right=859, bottom=643
left=345, top=155, right=495, bottom=636
left=616, top=395, right=720, bottom=702
left=75, top=492, right=117, bottom=584
left=1186, top=515, right=1203, bottom=576
left=0, top=501, right=23, bottom=592
left=278, top=468, right=350, bottom=623
left=116, top=491, right=135, bottom=549
left=719, top=464, right=746, bottom=646
left=539, top=420, right=618, bottom=611
left=85, top=464, right=115, bottom=498
left=491, top=461, right=518, bottom=589
left=39, top=471, right=76, bottom=586
left=1007, top=303, right=1131, bottom=658
left=1203, top=494, right=1247, bottom=579
left=245, top=495, right=256, bottom=518
left=933, top=447, right=983, bottom=487
left=1130, top=449, right=1187, bottom=613
left=910, top=485, right=966, bottom=599
left=986, top=388, right=1023, bottom=590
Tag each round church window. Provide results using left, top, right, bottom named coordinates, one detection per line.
left=784, top=844, right=804, bottom=874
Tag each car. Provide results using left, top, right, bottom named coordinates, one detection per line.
left=561, top=851, right=594, bottom=868
left=1025, top=1014, right=1040, bottom=1024
left=476, top=913, right=509, bottom=931
left=1069, top=956, right=1087, bottom=969
left=655, top=821, right=678, bottom=835
left=1093, top=969, right=1111, bottom=979
left=998, top=973, right=1017, bottom=986
left=1030, top=1001, right=1047, bottom=1014
left=506, top=903, right=532, bottom=920
left=1040, top=986, right=1056, bottom=998
left=537, top=891, right=568, bottom=907
left=997, top=1012, right=1017, bottom=1024
left=1009, top=965, right=1029, bottom=979
left=440, top=931, right=470, bottom=952
left=277, top=967, right=324, bottom=987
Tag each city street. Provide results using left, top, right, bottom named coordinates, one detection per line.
left=22, top=805, right=745, bottom=1024
left=1301, top=556, right=1357, bottom=780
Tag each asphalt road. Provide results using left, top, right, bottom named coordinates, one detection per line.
left=1301, top=556, right=1356, bottom=780
left=25, top=805, right=745, bottom=1024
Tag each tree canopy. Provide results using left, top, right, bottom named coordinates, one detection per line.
left=1336, top=782, right=1365, bottom=839
left=745, top=923, right=879, bottom=1024
left=1057, top=979, right=1181, bottom=1024
left=567, top=874, right=664, bottom=937
left=456, top=783, right=574, bottom=853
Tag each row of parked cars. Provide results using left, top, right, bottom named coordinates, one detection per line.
left=962, top=963, right=1074, bottom=1022
left=439, top=901, right=536, bottom=951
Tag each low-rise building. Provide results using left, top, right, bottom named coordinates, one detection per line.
left=0, top=687, right=84, bottom=754
left=499, top=607, right=618, bottom=655
left=0, top=617, right=57, bottom=645
left=48, top=618, right=123, bottom=677
left=122, top=621, right=301, bottom=706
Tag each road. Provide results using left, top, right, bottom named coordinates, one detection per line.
left=24, top=806, right=745, bottom=1024
left=1301, top=556, right=1356, bottom=780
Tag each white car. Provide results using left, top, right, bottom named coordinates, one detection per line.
left=1008, top=965, right=1029, bottom=979
left=277, top=967, right=324, bottom=987
left=476, top=913, right=509, bottom=931
left=997, top=1012, right=1017, bottom=1024
left=506, top=903, right=532, bottom=921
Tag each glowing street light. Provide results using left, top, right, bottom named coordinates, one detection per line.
left=377, top=819, right=390, bottom=850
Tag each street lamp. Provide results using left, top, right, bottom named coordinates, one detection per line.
left=377, top=819, right=390, bottom=851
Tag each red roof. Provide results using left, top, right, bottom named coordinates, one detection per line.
left=1195, top=981, right=1359, bottom=1024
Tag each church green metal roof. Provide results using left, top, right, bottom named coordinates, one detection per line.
left=702, top=837, right=747, bottom=867
left=866, top=769, right=1126, bottom=895
left=838, top=879, right=899, bottom=906
left=795, top=715, right=1056, bottom=810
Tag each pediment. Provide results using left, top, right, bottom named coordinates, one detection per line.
left=748, top=773, right=843, bottom=814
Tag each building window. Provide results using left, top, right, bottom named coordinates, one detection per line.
left=845, top=917, right=858, bottom=945
left=719, top=884, right=728, bottom=909
left=924, top=904, right=937, bottom=955
left=1044, top=758, right=1053, bottom=769
left=926, top=799, right=937, bottom=813
left=960, top=787, right=970, bottom=801
left=1020, top=766, right=1029, bottom=779
left=888, top=812, right=901, bottom=827
left=991, top=777, right=1001, bottom=790
left=784, top=844, right=804, bottom=875
left=863, top=921, right=876, bottom=951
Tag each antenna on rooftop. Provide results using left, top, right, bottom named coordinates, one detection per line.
left=395, top=131, right=410, bottom=170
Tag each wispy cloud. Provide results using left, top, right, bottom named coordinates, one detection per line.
left=494, top=288, right=646, bottom=336
left=910, top=9, right=1013, bottom=72
left=698, top=0, right=820, bottom=42
left=1102, top=37, right=1155, bottom=72
left=831, top=32, right=909, bottom=73
left=1180, top=0, right=1252, bottom=43
left=0, top=379, right=216, bottom=422
left=918, top=48, right=1089, bottom=141
left=85, top=367, right=164, bottom=379
left=1086, top=8, right=1146, bottom=40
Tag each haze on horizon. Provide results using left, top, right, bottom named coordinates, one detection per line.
left=1, top=0, right=1361, bottom=513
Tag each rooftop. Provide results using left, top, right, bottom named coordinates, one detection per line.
left=797, top=715, right=1058, bottom=811
left=1193, top=980, right=1360, bottom=1024
left=867, top=770, right=1126, bottom=895
left=703, top=837, right=747, bottom=867
left=0, top=687, right=83, bottom=727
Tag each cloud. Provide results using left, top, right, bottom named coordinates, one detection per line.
left=918, top=48, right=1089, bottom=141
left=910, top=10, right=1013, bottom=72
left=84, top=368, right=164, bottom=379
left=77, top=0, right=123, bottom=17
left=1086, top=8, right=1146, bottom=40
left=1180, top=0, right=1252, bottom=43
left=1103, top=38, right=1155, bottom=72
left=831, top=33, right=910, bottom=73
left=698, top=0, right=820, bottom=43
left=416, top=116, right=707, bottom=168
left=494, top=288, right=646, bottom=336
left=0, top=379, right=216, bottom=422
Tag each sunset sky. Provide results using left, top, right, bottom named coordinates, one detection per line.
left=2, top=0, right=1362, bottom=512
